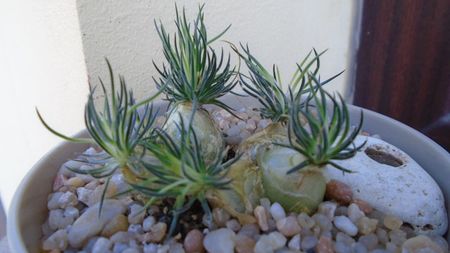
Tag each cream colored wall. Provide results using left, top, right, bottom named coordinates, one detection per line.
left=77, top=0, right=361, bottom=101
left=0, top=0, right=361, bottom=212
left=0, top=1, right=89, bottom=211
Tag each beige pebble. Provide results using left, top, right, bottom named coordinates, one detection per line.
left=402, top=235, right=445, bottom=253
left=234, top=234, right=256, bottom=253
left=65, top=177, right=85, bottom=188
left=254, top=206, right=269, bottom=231
left=315, top=236, right=334, bottom=253
left=383, top=215, right=403, bottom=230
left=212, top=208, right=231, bottom=227
left=276, top=216, right=301, bottom=237
left=357, top=217, right=378, bottom=235
left=143, top=222, right=167, bottom=243
left=101, top=214, right=128, bottom=237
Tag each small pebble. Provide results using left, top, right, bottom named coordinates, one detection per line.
left=128, top=204, right=146, bottom=225
left=312, top=213, right=333, bottom=233
left=334, top=216, right=358, bottom=236
left=156, top=244, right=170, bottom=253
left=388, top=229, right=407, bottom=246
left=318, top=201, right=337, bottom=220
left=348, top=203, right=365, bottom=223
left=226, top=125, right=241, bottom=137
left=367, top=210, right=384, bottom=224
left=144, top=222, right=167, bottom=243
left=128, top=224, right=144, bottom=234
left=168, top=242, right=184, bottom=253
left=258, top=119, right=271, bottom=129
left=143, top=216, right=156, bottom=232
left=383, top=215, right=402, bottom=231
left=58, top=191, right=78, bottom=208
left=42, top=229, right=68, bottom=251
left=234, top=234, right=256, bottom=253
left=334, top=241, right=351, bottom=253
left=385, top=242, right=399, bottom=253
left=212, top=208, right=231, bottom=227
left=48, top=209, right=73, bottom=230
left=316, top=236, right=334, bottom=253
left=110, top=231, right=134, bottom=243
left=64, top=206, right=79, bottom=220
left=48, top=192, right=64, bottom=210
left=301, top=235, right=318, bottom=251
left=335, top=206, right=348, bottom=216
left=430, top=236, right=449, bottom=252
left=358, top=233, right=378, bottom=250
left=254, top=206, right=269, bottom=231
left=203, top=228, right=235, bottom=253
left=325, top=180, right=353, bottom=205
left=76, top=187, right=93, bottom=206
left=65, top=177, right=85, bottom=188
left=352, top=199, right=373, bottom=214
left=110, top=174, right=129, bottom=193
left=84, top=180, right=99, bottom=190
left=184, top=229, right=204, bottom=253
left=83, top=236, right=98, bottom=252
left=352, top=242, right=368, bottom=253
left=101, top=214, right=128, bottom=237
left=287, top=234, right=301, bottom=250
left=60, top=160, right=83, bottom=177
left=270, top=202, right=286, bottom=221
left=297, top=213, right=315, bottom=230
left=238, top=223, right=260, bottom=240
left=372, top=250, right=389, bottom=253
left=276, top=216, right=301, bottom=237
left=376, top=228, right=388, bottom=245
left=336, top=232, right=355, bottom=245
left=86, top=184, right=117, bottom=206
left=122, top=248, right=140, bottom=253
left=143, top=243, right=158, bottom=253
left=401, top=235, right=445, bottom=253
left=254, top=231, right=287, bottom=253
left=356, top=217, right=378, bottom=235
left=225, top=219, right=241, bottom=232
left=92, top=237, right=112, bottom=253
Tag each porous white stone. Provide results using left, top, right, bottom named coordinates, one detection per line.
left=324, top=135, right=447, bottom=236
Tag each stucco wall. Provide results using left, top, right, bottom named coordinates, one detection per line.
left=0, top=0, right=361, bottom=212
left=77, top=0, right=361, bottom=101
left=0, top=1, right=88, bottom=210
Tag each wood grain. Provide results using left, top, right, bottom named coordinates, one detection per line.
left=354, top=0, right=450, bottom=151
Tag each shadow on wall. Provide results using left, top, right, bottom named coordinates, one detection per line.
left=76, top=0, right=362, bottom=102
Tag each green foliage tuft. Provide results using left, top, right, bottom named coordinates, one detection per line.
left=153, top=5, right=237, bottom=112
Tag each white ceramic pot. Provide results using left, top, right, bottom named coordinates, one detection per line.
left=7, top=97, right=450, bottom=252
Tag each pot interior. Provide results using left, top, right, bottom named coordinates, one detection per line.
left=7, top=97, right=450, bottom=252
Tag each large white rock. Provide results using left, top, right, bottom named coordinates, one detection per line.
left=323, top=135, right=447, bottom=236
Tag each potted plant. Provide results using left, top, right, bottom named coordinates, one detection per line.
left=8, top=5, right=450, bottom=253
